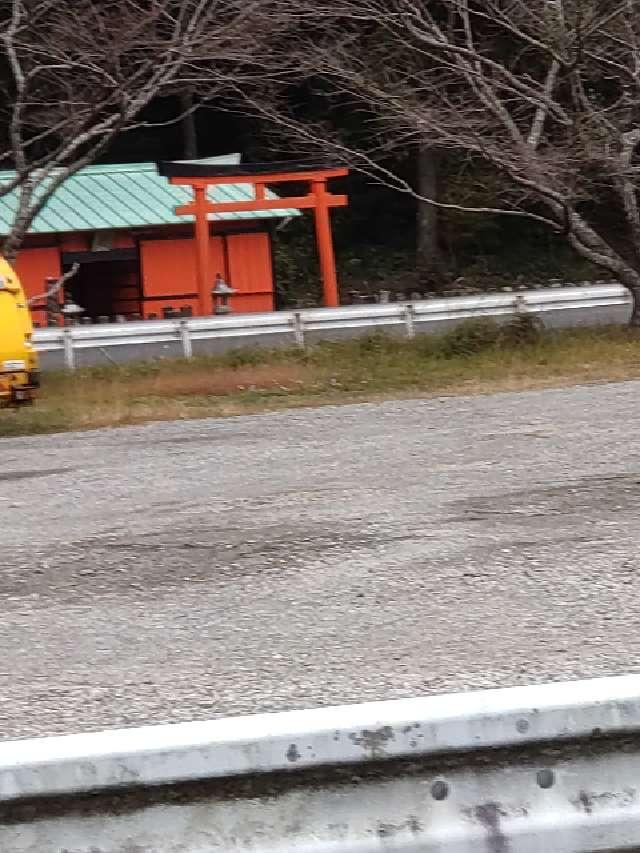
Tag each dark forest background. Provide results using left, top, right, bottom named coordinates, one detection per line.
left=105, top=95, right=604, bottom=308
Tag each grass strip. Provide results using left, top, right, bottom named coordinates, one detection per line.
left=3, top=319, right=640, bottom=437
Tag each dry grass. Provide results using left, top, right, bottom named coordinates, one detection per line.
left=3, top=321, right=640, bottom=437
left=73, top=362, right=312, bottom=402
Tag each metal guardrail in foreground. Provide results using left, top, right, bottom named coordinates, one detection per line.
left=3, top=674, right=640, bottom=851
left=33, top=282, right=631, bottom=369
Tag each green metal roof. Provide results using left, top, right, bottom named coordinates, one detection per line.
left=0, top=154, right=300, bottom=236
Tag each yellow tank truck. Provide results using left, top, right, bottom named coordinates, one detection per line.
left=0, top=256, right=40, bottom=405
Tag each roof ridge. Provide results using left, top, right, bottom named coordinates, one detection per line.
left=0, top=154, right=244, bottom=182
left=77, top=162, right=156, bottom=175
left=0, top=162, right=156, bottom=180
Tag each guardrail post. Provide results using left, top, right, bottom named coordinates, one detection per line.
left=403, top=303, right=416, bottom=339
left=291, top=311, right=305, bottom=347
left=514, top=295, right=526, bottom=314
left=62, top=327, right=75, bottom=370
left=179, top=319, right=193, bottom=359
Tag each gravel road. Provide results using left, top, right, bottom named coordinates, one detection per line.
left=2, top=381, right=640, bottom=740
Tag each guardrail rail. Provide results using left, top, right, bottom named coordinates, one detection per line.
left=3, top=674, right=640, bottom=851
left=33, top=283, right=632, bottom=369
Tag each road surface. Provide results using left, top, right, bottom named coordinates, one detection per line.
left=2, top=381, right=640, bottom=740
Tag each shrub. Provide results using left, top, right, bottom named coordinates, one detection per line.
left=439, top=318, right=501, bottom=357
left=498, top=312, right=544, bottom=347
left=354, top=332, right=396, bottom=355
left=221, top=347, right=266, bottom=368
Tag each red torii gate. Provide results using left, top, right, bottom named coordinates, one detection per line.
left=158, top=161, right=348, bottom=315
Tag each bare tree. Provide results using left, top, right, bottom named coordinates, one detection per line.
left=179, top=91, right=199, bottom=159
left=416, top=143, right=440, bottom=274
left=0, top=0, right=286, bottom=258
left=262, top=0, right=640, bottom=322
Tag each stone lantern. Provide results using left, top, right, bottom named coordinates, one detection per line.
left=211, top=273, right=236, bottom=315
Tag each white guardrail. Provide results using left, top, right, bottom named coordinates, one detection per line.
left=3, top=674, right=640, bottom=851
left=33, top=283, right=632, bottom=369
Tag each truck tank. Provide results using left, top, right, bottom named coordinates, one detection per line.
left=0, top=256, right=40, bottom=405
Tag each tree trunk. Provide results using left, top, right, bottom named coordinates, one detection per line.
left=617, top=268, right=640, bottom=326
left=3, top=232, right=22, bottom=264
left=180, top=92, right=198, bottom=159
left=563, top=207, right=640, bottom=327
left=416, top=144, right=440, bottom=274
left=3, top=245, right=17, bottom=264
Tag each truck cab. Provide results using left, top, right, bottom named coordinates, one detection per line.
left=0, top=256, right=40, bottom=405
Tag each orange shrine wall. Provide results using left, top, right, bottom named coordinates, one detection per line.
left=14, top=246, right=62, bottom=328
left=12, top=226, right=276, bottom=325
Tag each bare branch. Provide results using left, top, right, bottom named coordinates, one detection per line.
left=615, top=128, right=640, bottom=265
left=0, top=0, right=291, bottom=252
left=527, top=60, right=560, bottom=149
left=232, top=86, right=562, bottom=231
left=266, top=0, right=640, bottom=317
left=27, top=262, right=79, bottom=306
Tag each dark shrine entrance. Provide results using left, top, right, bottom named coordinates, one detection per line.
left=62, top=248, right=142, bottom=320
